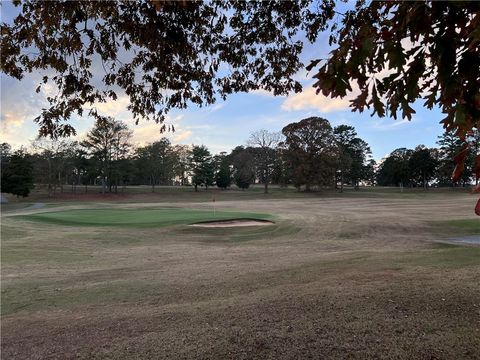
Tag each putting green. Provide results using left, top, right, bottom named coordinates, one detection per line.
left=20, top=208, right=272, bottom=228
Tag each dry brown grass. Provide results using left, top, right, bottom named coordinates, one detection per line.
left=1, top=189, right=479, bottom=359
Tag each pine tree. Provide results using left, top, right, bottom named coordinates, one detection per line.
left=1, top=149, right=34, bottom=197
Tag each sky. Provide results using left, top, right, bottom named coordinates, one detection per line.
left=0, top=1, right=447, bottom=161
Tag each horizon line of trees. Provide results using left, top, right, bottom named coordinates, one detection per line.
left=1, top=117, right=479, bottom=198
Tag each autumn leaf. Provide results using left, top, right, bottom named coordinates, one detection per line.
left=453, top=145, right=469, bottom=165
left=474, top=154, right=480, bottom=179
left=370, top=86, right=385, bottom=117
left=306, top=59, right=322, bottom=72
left=350, top=90, right=368, bottom=112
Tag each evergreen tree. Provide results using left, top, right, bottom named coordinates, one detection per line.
left=230, top=146, right=255, bottom=190
left=436, top=130, right=478, bottom=187
left=81, top=117, right=132, bottom=194
left=189, top=145, right=214, bottom=191
left=216, top=160, right=232, bottom=189
left=1, top=149, right=34, bottom=197
left=408, top=146, right=438, bottom=190
left=136, top=138, right=176, bottom=192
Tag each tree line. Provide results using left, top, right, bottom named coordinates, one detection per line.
left=1, top=117, right=478, bottom=198
left=2, top=1, right=478, bottom=211
left=377, top=130, right=480, bottom=189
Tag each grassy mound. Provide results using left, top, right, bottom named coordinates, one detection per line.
left=20, top=208, right=272, bottom=228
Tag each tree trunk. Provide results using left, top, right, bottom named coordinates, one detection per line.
left=48, top=158, right=53, bottom=197
left=59, top=172, right=63, bottom=193
left=340, top=172, right=344, bottom=193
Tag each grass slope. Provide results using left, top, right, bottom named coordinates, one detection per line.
left=2, top=191, right=479, bottom=359
left=19, top=208, right=272, bottom=228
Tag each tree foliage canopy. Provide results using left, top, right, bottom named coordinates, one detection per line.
left=215, top=156, right=232, bottom=190
left=437, top=130, right=479, bottom=187
left=136, top=138, right=176, bottom=191
left=189, top=145, right=214, bottom=191
left=1, top=0, right=479, bottom=211
left=81, top=117, right=132, bottom=193
left=333, top=125, right=371, bottom=190
left=1, top=148, right=34, bottom=197
left=230, top=146, right=256, bottom=190
left=281, top=117, right=337, bottom=190
left=408, top=146, right=438, bottom=190
left=376, top=148, right=413, bottom=187
left=308, top=1, right=480, bottom=194
left=0, top=0, right=332, bottom=137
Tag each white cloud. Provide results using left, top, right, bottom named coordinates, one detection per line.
left=281, top=85, right=353, bottom=113
left=390, top=119, right=411, bottom=127
left=129, top=114, right=189, bottom=145
left=0, top=113, right=35, bottom=148
left=372, top=118, right=412, bottom=131
left=206, top=103, right=225, bottom=113
left=173, top=130, right=192, bottom=142
left=130, top=122, right=166, bottom=145
left=0, top=76, right=48, bottom=147
left=1, top=112, right=24, bottom=128
left=250, top=89, right=277, bottom=98
left=94, top=95, right=131, bottom=117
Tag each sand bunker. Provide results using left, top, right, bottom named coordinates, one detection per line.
left=190, top=219, right=274, bottom=228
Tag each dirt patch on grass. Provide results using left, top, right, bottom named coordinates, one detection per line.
left=190, top=218, right=275, bottom=228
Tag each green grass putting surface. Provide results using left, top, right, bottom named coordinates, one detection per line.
left=19, top=208, right=272, bottom=228
left=443, top=219, right=480, bottom=234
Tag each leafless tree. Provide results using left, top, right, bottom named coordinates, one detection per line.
left=31, top=137, right=76, bottom=197
left=248, top=130, right=283, bottom=194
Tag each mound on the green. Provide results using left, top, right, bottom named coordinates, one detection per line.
left=19, top=208, right=272, bottom=228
